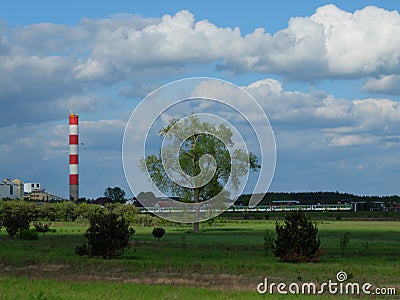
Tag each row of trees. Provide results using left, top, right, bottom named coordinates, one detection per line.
left=0, top=200, right=112, bottom=222
left=0, top=200, right=166, bottom=239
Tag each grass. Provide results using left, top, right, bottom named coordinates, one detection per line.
left=0, top=219, right=399, bottom=299
left=0, top=276, right=363, bottom=300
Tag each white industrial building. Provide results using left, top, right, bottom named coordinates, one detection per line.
left=24, top=182, right=41, bottom=193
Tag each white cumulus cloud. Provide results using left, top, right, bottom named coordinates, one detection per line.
left=362, top=75, right=400, bottom=94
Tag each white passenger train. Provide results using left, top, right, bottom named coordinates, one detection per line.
left=138, top=202, right=353, bottom=214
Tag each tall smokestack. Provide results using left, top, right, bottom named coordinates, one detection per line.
left=69, top=112, right=79, bottom=201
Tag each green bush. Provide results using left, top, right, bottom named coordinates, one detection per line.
left=273, top=210, right=321, bottom=263
left=340, top=232, right=350, bottom=258
left=33, top=222, right=51, bottom=235
left=152, top=227, right=166, bottom=241
left=19, top=228, right=39, bottom=240
left=75, top=212, right=134, bottom=258
left=2, top=202, right=35, bottom=239
left=263, top=230, right=274, bottom=256
left=74, top=244, right=89, bottom=256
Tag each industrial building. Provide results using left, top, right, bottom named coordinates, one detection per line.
left=0, top=179, right=65, bottom=202
left=0, top=179, right=22, bottom=199
left=26, top=190, right=65, bottom=202
left=23, top=182, right=41, bottom=193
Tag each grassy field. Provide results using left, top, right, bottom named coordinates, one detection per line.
left=1, top=218, right=399, bottom=299
left=1, top=276, right=363, bottom=300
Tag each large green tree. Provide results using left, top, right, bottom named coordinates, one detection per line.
left=144, top=115, right=260, bottom=232
left=1, top=201, right=37, bottom=239
left=104, top=187, right=126, bottom=203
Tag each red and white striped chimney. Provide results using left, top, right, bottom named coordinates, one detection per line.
left=69, top=112, right=79, bottom=201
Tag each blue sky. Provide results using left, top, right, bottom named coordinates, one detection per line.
left=1, top=1, right=400, bottom=199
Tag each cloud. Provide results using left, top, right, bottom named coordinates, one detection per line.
left=245, top=79, right=400, bottom=194
left=1, top=5, right=400, bottom=88
left=56, top=95, right=99, bottom=113
left=63, top=5, right=400, bottom=81
left=221, top=5, right=400, bottom=79
left=74, top=10, right=243, bottom=81
left=186, top=78, right=400, bottom=149
left=353, top=98, right=400, bottom=133
left=325, top=134, right=378, bottom=147
left=13, top=23, right=91, bottom=55
left=0, top=14, right=162, bottom=127
left=243, top=79, right=400, bottom=147
left=310, top=5, right=400, bottom=77
left=244, top=79, right=353, bottom=129
left=362, top=75, right=400, bottom=94
left=0, top=54, right=83, bottom=126
left=80, top=119, right=126, bottom=151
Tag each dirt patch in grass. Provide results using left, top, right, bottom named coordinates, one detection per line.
left=0, top=263, right=260, bottom=291
left=132, top=240, right=263, bottom=251
left=5, top=264, right=400, bottom=294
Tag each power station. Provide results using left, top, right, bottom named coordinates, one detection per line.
left=69, top=112, right=79, bottom=201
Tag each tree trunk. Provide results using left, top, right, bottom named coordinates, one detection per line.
left=193, top=221, right=199, bottom=233
left=193, top=188, right=200, bottom=233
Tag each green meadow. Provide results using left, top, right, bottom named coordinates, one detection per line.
left=1, top=219, right=399, bottom=299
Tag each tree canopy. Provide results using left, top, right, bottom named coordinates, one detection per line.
left=104, top=187, right=126, bottom=203
left=143, top=115, right=260, bottom=231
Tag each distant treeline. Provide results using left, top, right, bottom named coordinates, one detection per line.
left=237, top=192, right=400, bottom=206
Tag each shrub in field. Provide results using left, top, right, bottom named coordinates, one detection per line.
left=340, top=232, right=350, bottom=258
left=75, top=212, right=133, bottom=258
left=263, top=230, right=274, bottom=256
left=33, top=222, right=51, bottom=235
left=19, top=228, right=39, bottom=240
left=362, top=241, right=369, bottom=255
left=1, top=201, right=37, bottom=239
left=181, top=235, right=187, bottom=249
left=3, top=214, right=27, bottom=238
left=273, top=210, right=321, bottom=263
left=152, top=227, right=166, bottom=241
left=74, top=244, right=89, bottom=256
